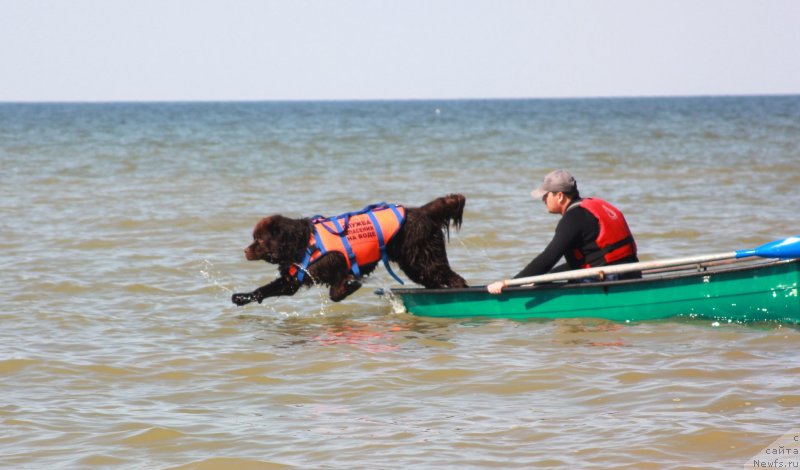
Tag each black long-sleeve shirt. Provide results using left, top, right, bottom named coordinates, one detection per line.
left=513, top=199, right=639, bottom=279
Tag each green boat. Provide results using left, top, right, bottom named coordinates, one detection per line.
left=389, top=258, right=800, bottom=324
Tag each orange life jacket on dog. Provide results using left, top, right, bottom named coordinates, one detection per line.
left=572, top=198, right=637, bottom=268
left=289, top=203, right=407, bottom=284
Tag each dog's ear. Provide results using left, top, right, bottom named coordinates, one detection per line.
left=263, top=216, right=281, bottom=238
left=253, top=216, right=272, bottom=240
left=265, top=215, right=310, bottom=256
left=254, top=215, right=287, bottom=239
left=266, top=215, right=293, bottom=240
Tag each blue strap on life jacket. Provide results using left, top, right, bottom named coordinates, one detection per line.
left=293, top=220, right=328, bottom=283
left=329, top=216, right=361, bottom=278
left=296, top=223, right=331, bottom=283
left=293, top=246, right=316, bottom=283
left=366, top=209, right=405, bottom=285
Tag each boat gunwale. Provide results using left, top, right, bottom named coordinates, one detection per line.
left=389, top=257, right=800, bottom=296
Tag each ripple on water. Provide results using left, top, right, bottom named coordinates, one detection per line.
left=3, top=98, right=800, bottom=469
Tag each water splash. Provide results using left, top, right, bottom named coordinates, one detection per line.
left=374, top=283, right=408, bottom=314
left=198, top=259, right=234, bottom=295
left=198, top=260, right=330, bottom=317
left=290, top=263, right=332, bottom=317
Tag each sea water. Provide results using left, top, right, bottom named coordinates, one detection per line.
left=1, top=96, right=799, bottom=468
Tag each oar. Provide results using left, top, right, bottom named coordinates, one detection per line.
left=503, top=235, right=800, bottom=287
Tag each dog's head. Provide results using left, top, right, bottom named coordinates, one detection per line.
left=244, top=215, right=310, bottom=265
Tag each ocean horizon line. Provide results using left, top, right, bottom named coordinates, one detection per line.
left=2, top=92, right=799, bottom=106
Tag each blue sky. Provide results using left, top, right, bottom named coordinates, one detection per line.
left=2, top=0, right=799, bottom=102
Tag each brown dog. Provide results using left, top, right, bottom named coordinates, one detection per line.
left=232, top=194, right=468, bottom=305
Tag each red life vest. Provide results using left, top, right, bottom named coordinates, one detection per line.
left=572, top=198, right=637, bottom=268
left=289, top=203, right=407, bottom=283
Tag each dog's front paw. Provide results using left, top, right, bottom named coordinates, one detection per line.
left=232, top=291, right=265, bottom=306
left=232, top=293, right=254, bottom=306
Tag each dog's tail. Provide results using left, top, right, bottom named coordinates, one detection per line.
left=419, top=193, right=465, bottom=239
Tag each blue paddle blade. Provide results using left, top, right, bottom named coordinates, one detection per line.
left=735, top=236, right=800, bottom=259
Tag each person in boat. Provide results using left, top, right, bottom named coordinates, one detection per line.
left=487, top=169, right=640, bottom=294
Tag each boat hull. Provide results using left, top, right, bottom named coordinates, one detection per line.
left=390, top=259, right=800, bottom=323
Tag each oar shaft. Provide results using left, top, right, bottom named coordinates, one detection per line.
left=502, top=235, right=800, bottom=287
left=504, top=252, right=737, bottom=287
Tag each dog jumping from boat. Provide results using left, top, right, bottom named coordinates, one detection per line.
left=231, top=194, right=468, bottom=305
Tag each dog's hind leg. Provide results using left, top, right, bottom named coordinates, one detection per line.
left=443, top=270, right=468, bottom=288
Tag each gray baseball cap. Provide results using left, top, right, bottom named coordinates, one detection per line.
left=531, top=169, right=577, bottom=199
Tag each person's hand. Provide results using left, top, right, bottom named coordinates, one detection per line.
left=487, top=280, right=507, bottom=295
